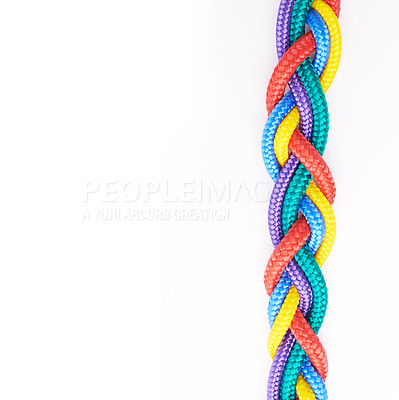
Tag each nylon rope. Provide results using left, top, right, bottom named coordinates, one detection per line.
left=262, top=1, right=341, bottom=399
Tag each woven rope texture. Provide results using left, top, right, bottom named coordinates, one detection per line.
left=262, top=1, right=341, bottom=399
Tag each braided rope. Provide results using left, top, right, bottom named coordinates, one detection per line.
left=262, top=1, right=341, bottom=399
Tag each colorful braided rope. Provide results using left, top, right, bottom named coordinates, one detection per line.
left=262, top=1, right=341, bottom=399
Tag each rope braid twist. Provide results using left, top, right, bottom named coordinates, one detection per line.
left=262, top=1, right=341, bottom=399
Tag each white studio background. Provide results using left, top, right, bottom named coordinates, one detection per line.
left=0, top=0, right=397, bottom=399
